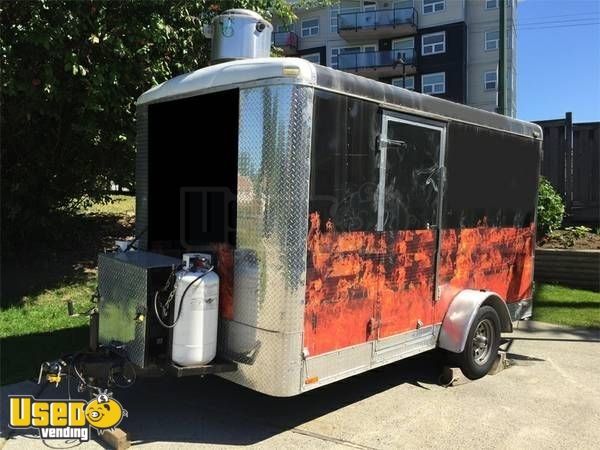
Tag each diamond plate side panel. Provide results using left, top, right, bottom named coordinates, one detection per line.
left=217, top=84, right=314, bottom=396
left=98, top=254, right=149, bottom=367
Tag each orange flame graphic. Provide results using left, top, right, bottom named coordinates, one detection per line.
left=304, top=212, right=535, bottom=356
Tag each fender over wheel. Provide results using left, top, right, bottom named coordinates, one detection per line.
left=457, top=305, right=501, bottom=380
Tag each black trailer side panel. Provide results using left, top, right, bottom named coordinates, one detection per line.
left=443, top=121, right=541, bottom=229
left=310, top=90, right=381, bottom=232
left=313, top=64, right=539, bottom=139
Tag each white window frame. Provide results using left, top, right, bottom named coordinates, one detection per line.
left=485, top=0, right=498, bottom=10
left=421, top=72, right=445, bottom=95
left=421, top=31, right=446, bottom=56
left=391, top=76, right=415, bottom=90
left=392, top=37, right=415, bottom=50
left=484, top=70, right=497, bottom=90
left=363, top=44, right=377, bottom=53
left=423, top=0, right=445, bottom=14
left=485, top=30, right=499, bottom=51
left=394, top=0, right=415, bottom=8
left=330, top=4, right=340, bottom=32
left=302, top=52, right=321, bottom=64
left=363, top=0, right=377, bottom=11
left=301, top=18, right=319, bottom=37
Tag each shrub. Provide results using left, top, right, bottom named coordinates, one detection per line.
left=537, top=177, right=564, bottom=237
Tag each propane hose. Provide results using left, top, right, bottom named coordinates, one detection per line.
left=153, top=265, right=214, bottom=329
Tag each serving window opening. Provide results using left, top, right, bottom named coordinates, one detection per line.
left=146, top=89, right=239, bottom=254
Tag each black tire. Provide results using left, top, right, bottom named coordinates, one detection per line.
left=457, top=305, right=501, bottom=380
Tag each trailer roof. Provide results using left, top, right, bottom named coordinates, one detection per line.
left=137, top=57, right=541, bottom=139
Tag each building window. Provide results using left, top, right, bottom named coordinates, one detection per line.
left=301, top=18, right=319, bottom=37
left=484, top=70, right=497, bottom=90
left=394, top=0, right=415, bottom=8
left=302, top=53, right=321, bottom=64
left=392, top=37, right=415, bottom=62
left=392, top=76, right=415, bottom=90
left=331, top=47, right=340, bottom=68
left=422, top=72, right=445, bottom=94
left=277, top=24, right=294, bottom=33
left=485, top=0, right=498, bottom=9
left=330, top=4, right=339, bottom=32
left=331, top=45, right=377, bottom=69
left=363, top=0, right=377, bottom=11
left=332, top=47, right=353, bottom=69
left=485, top=30, right=499, bottom=51
left=423, top=0, right=445, bottom=14
left=422, top=32, right=445, bottom=55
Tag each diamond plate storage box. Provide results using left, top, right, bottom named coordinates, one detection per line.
left=98, top=251, right=181, bottom=367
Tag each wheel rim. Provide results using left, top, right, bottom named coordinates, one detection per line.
left=472, top=318, right=494, bottom=366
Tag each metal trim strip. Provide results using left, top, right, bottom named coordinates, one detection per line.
left=301, top=324, right=441, bottom=392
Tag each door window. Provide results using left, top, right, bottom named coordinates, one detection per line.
left=379, top=117, right=443, bottom=231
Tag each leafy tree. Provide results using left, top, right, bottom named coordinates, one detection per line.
left=0, top=0, right=299, bottom=245
left=537, top=176, right=564, bottom=237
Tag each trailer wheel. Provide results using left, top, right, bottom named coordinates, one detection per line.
left=458, top=305, right=500, bottom=380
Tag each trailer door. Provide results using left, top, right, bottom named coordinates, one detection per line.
left=374, top=113, right=445, bottom=359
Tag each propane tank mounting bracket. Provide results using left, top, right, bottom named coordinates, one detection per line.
left=168, top=359, right=238, bottom=378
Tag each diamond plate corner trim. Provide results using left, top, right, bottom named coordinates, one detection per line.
left=217, top=322, right=304, bottom=397
left=135, top=105, right=149, bottom=251
left=234, top=84, right=313, bottom=333
left=218, top=84, right=314, bottom=396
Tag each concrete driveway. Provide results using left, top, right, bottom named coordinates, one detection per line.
left=2, top=321, right=599, bottom=449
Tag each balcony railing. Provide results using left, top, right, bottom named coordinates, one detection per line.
left=273, top=31, right=298, bottom=51
left=338, top=49, right=416, bottom=72
left=338, top=7, right=417, bottom=33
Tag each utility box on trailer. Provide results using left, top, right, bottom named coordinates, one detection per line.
left=85, top=10, right=542, bottom=398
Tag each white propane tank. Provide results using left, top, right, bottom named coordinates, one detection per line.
left=172, top=260, right=219, bottom=366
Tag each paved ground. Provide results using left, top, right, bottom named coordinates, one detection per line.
left=2, top=321, right=599, bottom=449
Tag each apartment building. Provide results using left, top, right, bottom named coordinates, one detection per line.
left=273, top=0, right=517, bottom=116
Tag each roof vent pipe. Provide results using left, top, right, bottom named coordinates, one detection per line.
left=202, top=9, right=273, bottom=64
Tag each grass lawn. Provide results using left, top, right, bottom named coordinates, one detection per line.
left=1, top=195, right=134, bottom=385
left=0, top=279, right=94, bottom=338
left=533, top=283, right=600, bottom=329
left=82, top=194, right=135, bottom=216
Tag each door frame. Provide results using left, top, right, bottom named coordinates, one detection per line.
left=374, top=111, right=447, bottom=353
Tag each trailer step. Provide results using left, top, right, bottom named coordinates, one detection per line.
left=168, top=359, right=237, bottom=377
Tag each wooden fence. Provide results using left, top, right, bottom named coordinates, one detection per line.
left=536, top=114, right=599, bottom=225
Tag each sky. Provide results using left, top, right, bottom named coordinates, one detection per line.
left=517, top=0, right=600, bottom=122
